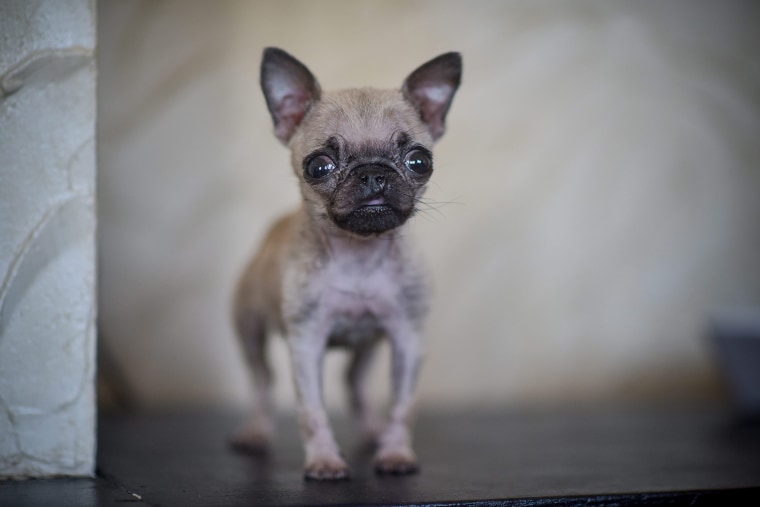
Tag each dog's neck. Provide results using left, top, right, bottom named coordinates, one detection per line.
left=300, top=205, right=401, bottom=261
left=320, top=227, right=401, bottom=269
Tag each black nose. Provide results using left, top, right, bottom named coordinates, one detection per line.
left=356, top=166, right=389, bottom=194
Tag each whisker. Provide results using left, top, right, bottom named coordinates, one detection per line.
left=411, top=196, right=463, bottom=223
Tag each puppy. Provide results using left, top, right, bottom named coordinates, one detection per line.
left=232, top=47, right=461, bottom=480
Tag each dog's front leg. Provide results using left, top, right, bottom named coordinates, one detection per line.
left=288, top=331, right=350, bottom=480
left=374, top=320, right=423, bottom=474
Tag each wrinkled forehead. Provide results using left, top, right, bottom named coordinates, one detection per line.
left=300, top=88, right=431, bottom=152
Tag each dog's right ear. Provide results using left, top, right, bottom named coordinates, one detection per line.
left=402, top=52, right=462, bottom=142
left=260, top=48, right=321, bottom=144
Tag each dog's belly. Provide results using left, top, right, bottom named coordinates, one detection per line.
left=326, top=312, right=384, bottom=348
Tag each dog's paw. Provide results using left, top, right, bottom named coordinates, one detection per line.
left=373, top=448, right=419, bottom=475
left=358, top=420, right=383, bottom=452
left=229, top=425, right=271, bottom=455
left=304, top=456, right=351, bottom=481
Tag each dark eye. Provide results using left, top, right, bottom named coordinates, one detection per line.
left=305, top=155, right=336, bottom=180
left=404, top=150, right=432, bottom=175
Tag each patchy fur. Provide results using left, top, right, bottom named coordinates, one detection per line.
left=232, top=48, right=461, bottom=480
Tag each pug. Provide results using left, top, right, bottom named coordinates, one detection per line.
left=232, top=47, right=461, bottom=480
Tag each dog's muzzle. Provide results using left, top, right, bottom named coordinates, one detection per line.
left=330, top=164, right=413, bottom=236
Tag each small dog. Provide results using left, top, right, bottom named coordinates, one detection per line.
left=232, top=47, right=461, bottom=480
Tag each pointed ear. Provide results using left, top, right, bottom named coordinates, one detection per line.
left=260, top=47, right=321, bottom=144
left=402, top=52, right=462, bottom=141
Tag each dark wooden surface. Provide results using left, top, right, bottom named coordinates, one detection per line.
left=2, top=406, right=760, bottom=506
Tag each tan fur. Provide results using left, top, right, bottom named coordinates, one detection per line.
left=234, top=210, right=301, bottom=336
left=232, top=48, right=460, bottom=480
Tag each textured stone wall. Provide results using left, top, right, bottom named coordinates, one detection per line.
left=0, top=0, right=96, bottom=478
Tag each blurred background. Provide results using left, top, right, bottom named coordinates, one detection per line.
left=96, top=0, right=760, bottom=414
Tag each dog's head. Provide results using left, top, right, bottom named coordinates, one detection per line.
left=260, top=48, right=461, bottom=237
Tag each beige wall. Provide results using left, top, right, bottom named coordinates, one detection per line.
left=97, top=0, right=760, bottom=411
left=1, top=0, right=97, bottom=477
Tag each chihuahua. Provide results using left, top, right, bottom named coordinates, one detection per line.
left=232, top=47, right=461, bottom=480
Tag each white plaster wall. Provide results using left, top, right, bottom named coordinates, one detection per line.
left=97, top=0, right=760, bottom=411
left=0, top=0, right=97, bottom=477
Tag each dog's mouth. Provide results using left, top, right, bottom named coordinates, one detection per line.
left=353, top=202, right=394, bottom=217
left=361, top=196, right=387, bottom=207
left=330, top=200, right=410, bottom=236
left=351, top=196, right=395, bottom=219
left=356, top=196, right=392, bottom=213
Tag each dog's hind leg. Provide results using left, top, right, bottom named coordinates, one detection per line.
left=345, top=340, right=382, bottom=447
left=231, top=312, right=274, bottom=453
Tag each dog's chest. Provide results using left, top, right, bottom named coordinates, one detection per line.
left=314, top=246, right=402, bottom=345
left=322, top=253, right=399, bottom=315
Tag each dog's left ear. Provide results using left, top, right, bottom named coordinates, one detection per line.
left=260, top=47, right=321, bottom=144
left=402, top=52, right=462, bottom=141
